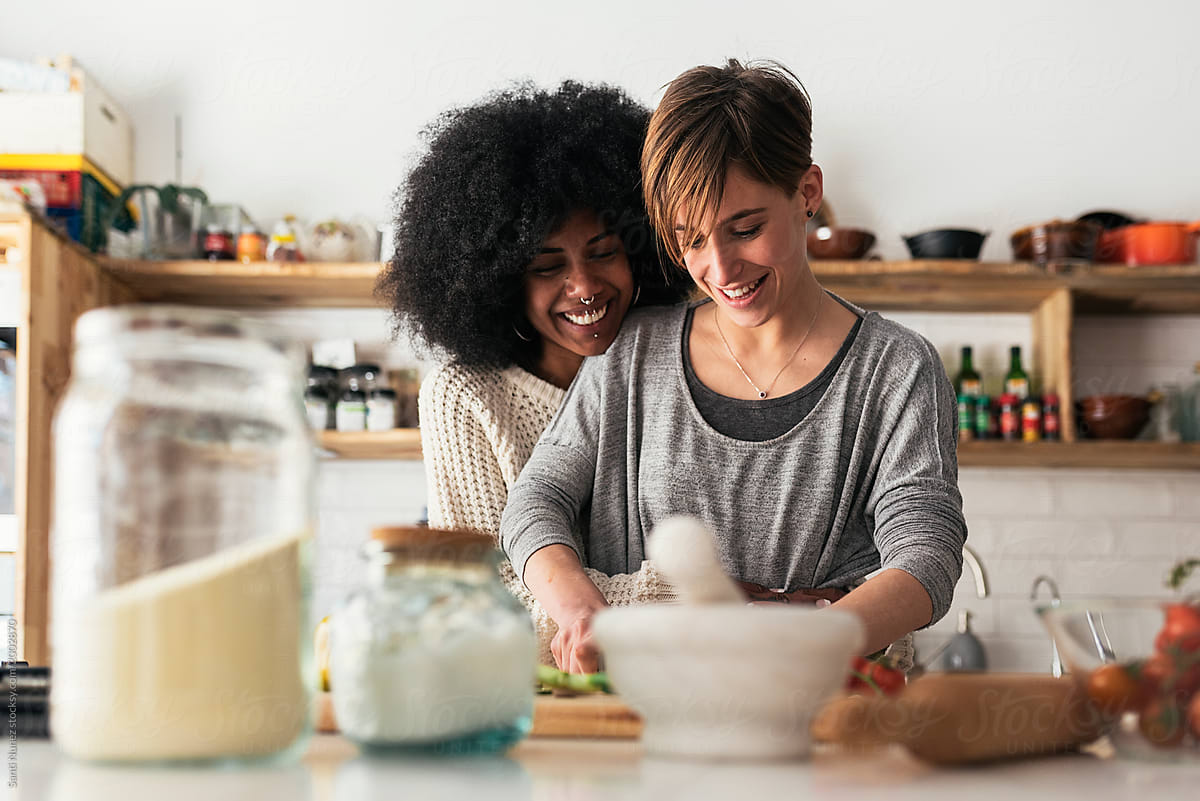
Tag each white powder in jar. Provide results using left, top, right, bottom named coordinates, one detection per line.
left=52, top=532, right=309, bottom=761
left=330, top=595, right=535, bottom=745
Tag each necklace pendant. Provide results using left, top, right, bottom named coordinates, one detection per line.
left=758, top=390, right=767, bottom=399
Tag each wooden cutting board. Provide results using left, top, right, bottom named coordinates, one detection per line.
left=314, top=691, right=642, bottom=739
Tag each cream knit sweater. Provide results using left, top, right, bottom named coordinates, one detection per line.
left=418, top=361, right=678, bottom=665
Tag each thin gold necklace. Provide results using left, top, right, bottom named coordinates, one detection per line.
left=713, top=296, right=823, bottom=399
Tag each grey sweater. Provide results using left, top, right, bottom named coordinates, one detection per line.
left=500, top=300, right=967, bottom=625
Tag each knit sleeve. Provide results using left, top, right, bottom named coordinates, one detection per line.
left=418, top=365, right=508, bottom=534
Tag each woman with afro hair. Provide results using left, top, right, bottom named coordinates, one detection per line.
left=378, top=81, right=691, bottom=666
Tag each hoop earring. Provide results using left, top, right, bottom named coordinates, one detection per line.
left=632, top=284, right=642, bottom=306
left=512, top=319, right=533, bottom=342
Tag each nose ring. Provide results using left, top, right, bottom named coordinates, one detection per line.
left=580, top=296, right=595, bottom=306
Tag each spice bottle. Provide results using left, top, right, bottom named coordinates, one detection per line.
left=1042, top=393, right=1061, bottom=441
left=202, top=224, right=235, bottom=261
left=999, top=393, right=1021, bottom=441
left=367, top=387, right=397, bottom=431
left=336, top=367, right=368, bottom=431
left=974, top=396, right=991, bottom=441
left=1022, top=397, right=1043, bottom=442
left=237, top=226, right=267, bottom=263
left=957, top=394, right=975, bottom=443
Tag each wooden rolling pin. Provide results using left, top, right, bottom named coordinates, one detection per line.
left=811, top=673, right=1107, bottom=765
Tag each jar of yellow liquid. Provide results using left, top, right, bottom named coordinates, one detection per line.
left=51, top=306, right=315, bottom=763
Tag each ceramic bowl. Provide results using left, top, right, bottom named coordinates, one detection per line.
left=806, top=226, right=876, bottom=260
left=1078, top=395, right=1151, bottom=439
left=1038, top=599, right=1200, bottom=762
left=591, top=605, right=864, bottom=760
left=902, top=228, right=987, bottom=259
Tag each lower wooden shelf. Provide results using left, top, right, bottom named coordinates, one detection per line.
left=317, top=429, right=422, bottom=460
left=957, top=441, right=1200, bottom=469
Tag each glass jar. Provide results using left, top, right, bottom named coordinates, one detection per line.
left=305, top=364, right=338, bottom=431
left=330, top=527, right=536, bottom=754
left=51, top=305, right=315, bottom=763
left=336, top=367, right=367, bottom=431
left=366, top=388, right=397, bottom=431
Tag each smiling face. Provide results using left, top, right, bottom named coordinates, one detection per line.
left=677, top=164, right=822, bottom=330
left=521, top=208, right=636, bottom=387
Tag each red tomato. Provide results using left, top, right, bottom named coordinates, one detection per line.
left=867, top=661, right=906, bottom=696
left=1139, top=653, right=1175, bottom=699
left=1189, top=693, right=1200, bottom=741
left=1086, top=663, right=1143, bottom=716
left=1138, top=697, right=1187, bottom=748
left=1155, top=602, right=1200, bottom=655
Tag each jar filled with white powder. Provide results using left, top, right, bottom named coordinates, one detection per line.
left=330, top=526, right=536, bottom=753
left=51, top=306, right=315, bottom=763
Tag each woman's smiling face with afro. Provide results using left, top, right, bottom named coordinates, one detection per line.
left=378, top=81, right=690, bottom=377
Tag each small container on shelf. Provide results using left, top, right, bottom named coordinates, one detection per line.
left=367, top=388, right=397, bottom=431
left=336, top=367, right=368, bottom=432
left=267, top=216, right=304, bottom=263
left=237, top=226, right=267, bottom=263
left=998, top=393, right=1021, bottom=441
left=974, top=396, right=992, bottom=441
left=305, top=365, right=338, bottom=431
left=1042, top=393, right=1061, bottom=441
left=202, top=224, right=235, bottom=261
left=957, top=394, right=975, bottom=443
left=1022, top=398, right=1043, bottom=442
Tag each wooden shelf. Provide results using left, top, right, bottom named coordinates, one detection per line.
left=96, top=258, right=1200, bottom=314
left=958, top=441, right=1200, bottom=469
left=317, top=429, right=422, bottom=459
left=99, top=259, right=383, bottom=307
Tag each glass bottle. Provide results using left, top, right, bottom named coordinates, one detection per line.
left=51, top=306, right=315, bottom=763
left=330, top=526, right=536, bottom=753
left=1004, top=346, right=1030, bottom=400
left=954, top=346, right=982, bottom=398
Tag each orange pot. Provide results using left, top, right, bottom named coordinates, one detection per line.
left=1099, top=221, right=1200, bottom=266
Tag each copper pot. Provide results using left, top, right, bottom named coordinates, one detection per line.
left=1011, top=220, right=1102, bottom=267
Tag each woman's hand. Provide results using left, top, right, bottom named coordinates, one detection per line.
left=551, top=599, right=608, bottom=674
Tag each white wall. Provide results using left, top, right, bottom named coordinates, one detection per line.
left=4, top=0, right=1200, bottom=261
left=6, top=1, right=1200, bottom=671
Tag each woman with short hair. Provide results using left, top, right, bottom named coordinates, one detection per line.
left=502, top=60, right=967, bottom=674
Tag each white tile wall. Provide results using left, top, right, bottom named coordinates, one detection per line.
left=297, top=308, right=1200, bottom=675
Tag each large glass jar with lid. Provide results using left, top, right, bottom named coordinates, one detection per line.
left=51, top=305, right=315, bottom=763
left=330, top=526, right=536, bottom=753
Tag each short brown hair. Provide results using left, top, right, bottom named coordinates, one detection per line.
left=641, top=59, right=814, bottom=266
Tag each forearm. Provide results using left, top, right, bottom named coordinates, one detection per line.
left=522, top=544, right=609, bottom=625
left=831, top=568, right=932, bottom=656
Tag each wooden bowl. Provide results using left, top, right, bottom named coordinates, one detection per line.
left=806, top=226, right=876, bottom=260
left=1078, top=394, right=1151, bottom=439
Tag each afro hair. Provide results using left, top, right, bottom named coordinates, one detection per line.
left=378, top=80, right=691, bottom=368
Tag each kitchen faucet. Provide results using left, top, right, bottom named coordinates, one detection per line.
left=961, top=544, right=989, bottom=599
left=1030, top=575, right=1063, bottom=677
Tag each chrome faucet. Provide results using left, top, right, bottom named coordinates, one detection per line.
left=1030, top=575, right=1063, bottom=677
left=962, top=544, right=989, bottom=599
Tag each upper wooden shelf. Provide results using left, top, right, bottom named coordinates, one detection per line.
left=97, top=258, right=1200, bottom=313
left=957, top=441, right=1200, bottom=470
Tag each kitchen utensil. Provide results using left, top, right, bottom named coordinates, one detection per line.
left=593, top=604, right=863, bottom=759
left=806, top=226, right=876, bottom=260
left=811, top=673, right=1106, bottom=764
left=1098, top=221, right=1200, bottom=267
left=938, top=609, right=988, bottom=672
left=103, top=183, right=207, bottom=259
left=1078, top=394, right=1152, bottom=439
left=1011, top=220, right=1102, bottom=268
left=902, top=228, right=987, bottom=259
left=1038, top=599, right=1200, bottom=762
left=644, top=515, right=744, bottom=604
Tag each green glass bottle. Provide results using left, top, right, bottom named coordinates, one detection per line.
left=955, top=346, right=982, bottom=398
left=1004, top=346, right=1030, bottom=400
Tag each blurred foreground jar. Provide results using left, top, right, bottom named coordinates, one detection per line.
left=51, top=306, right=315, bottom=763
left=330, top=527, right=535, bottom=753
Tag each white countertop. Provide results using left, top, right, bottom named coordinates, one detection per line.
left=11, top=734, right=1200, bottom=800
